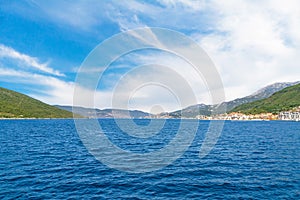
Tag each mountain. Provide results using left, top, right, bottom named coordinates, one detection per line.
left=163, top=104, right=212, bottom=118
left=215, top=81, right=300, bottom=113
left=160, top=81, right=300, bottom=118
left=231, top=83, right=300, bottom=114
left=56, top=81, right=300, bottom=119
left=0, top=87, right=75, bottom=118
left=56, top=105, right=152, bottom=119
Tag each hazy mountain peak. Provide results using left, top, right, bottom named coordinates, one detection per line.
left=251, top=81, right=300, bottom=97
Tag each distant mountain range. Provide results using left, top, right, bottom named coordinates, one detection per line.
left=158, top=81, right=300, bottom=118
left=57, top=81, right=300, bottom=118
left=55, top=106, right=151, bottom=119
left=1, top=81, right=299, bottom=119
left=0, top=87, right=75, bottom=118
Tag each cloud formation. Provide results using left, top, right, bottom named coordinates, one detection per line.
left=107, top=0, right=300, bottom=100
left=0, top=44, right=64, bottom=76
left=197, top=0, right=300, bottom=99
left=0, top=44, right=70, bottom=105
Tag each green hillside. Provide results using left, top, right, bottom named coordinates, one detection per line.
left=0, top=87, right=75, bottom=118
left=231, top=83, right=300, bottom=114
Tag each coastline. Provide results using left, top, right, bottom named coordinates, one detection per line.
left=0, top=117, right=83, bottom=120
left=0, top=117, right=298, bottom=122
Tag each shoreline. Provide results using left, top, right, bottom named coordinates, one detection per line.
left=0, top=118, right=83, bottom=120
left=0, top=117, right=298, bottom=122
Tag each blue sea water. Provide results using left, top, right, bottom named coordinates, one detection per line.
left=0, top=119, right=299, bottom=199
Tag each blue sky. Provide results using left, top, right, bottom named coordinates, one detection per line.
left=1, top=0, right=300, bottom=112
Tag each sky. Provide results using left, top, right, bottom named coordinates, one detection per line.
left=0, top=0, right=300, bottom=113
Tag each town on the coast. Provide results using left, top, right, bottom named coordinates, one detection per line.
left=153, top=106, right=300, bottom=121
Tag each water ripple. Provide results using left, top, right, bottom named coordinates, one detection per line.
left=0, top=119, right=299, bottom=199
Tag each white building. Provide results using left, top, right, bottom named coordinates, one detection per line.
left=278, top=111, right=300, bottom=121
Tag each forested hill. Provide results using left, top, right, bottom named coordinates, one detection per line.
left=0, top=87, right=75, bottom=118
left=231, top=83, right=300, bottom=114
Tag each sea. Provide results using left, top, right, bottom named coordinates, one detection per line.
left=0, top=119, right=299, bottom=199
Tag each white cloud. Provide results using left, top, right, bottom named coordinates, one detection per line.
left=0, top=67, right=72, bottom=104
left=109, top=64, right=200, bottom=112
left=195, top=0, right=300, bottom=100
left=24, top=0, right=106, bottom=31
left=101, top=0, right=300, bottom=101
left=159, top=0, right=207, bottom=10
left=0, top=44, right=64, bottom=76
left=116, top=51, right=210, bottom=100
left=0, top=67, right=115, bottom=109
left=0, top=44, right=71, bottom=106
